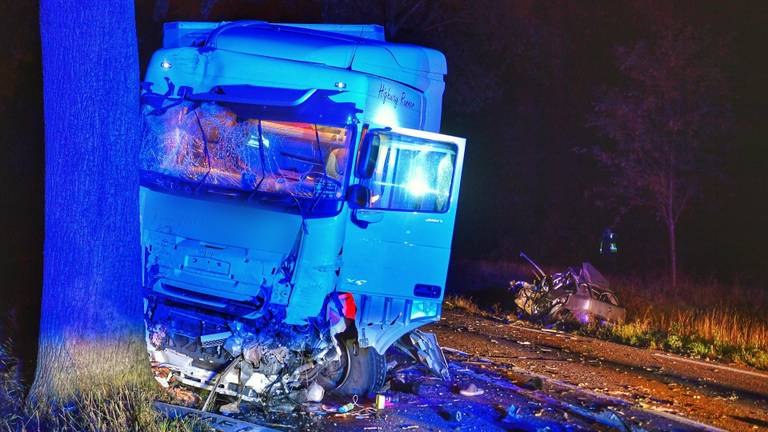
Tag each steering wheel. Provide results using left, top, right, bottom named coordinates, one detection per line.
left=300, top=171, right=342, bottom=197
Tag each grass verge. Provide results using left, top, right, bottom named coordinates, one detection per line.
left=579, top=307, right=768, bottom=370
left=0, top=343, right=208, bottom=432
left=445, top=285, right=768, bottom=371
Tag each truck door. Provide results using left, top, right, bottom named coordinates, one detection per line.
left=339, top=127, right=465, bottom=346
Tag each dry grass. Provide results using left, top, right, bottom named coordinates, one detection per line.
left=597, top=277, right=768, bottom=369
left=16, top=386, right=209, bottom=432
left=0, top=342, right=208, bottom=432
left=444, top=295, right=482, bottom=315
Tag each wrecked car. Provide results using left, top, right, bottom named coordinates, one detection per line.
left=140, top=21, right=464, bottom=404
left=509, top=253, right=626, bottom=324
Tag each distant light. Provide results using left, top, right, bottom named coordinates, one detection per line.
left=160, top=60, right=172, bottom=70
left=334, top=81, right=347, bottom=89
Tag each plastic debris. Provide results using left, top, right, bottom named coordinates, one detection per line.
left=459, top=383, right=485, bottom=397
left=337, top=402, right=355, bottom=414
left=219, top=401, right=241, bottom=415
left=384, top=394, right=399, bottom=407
left=375, top=394, right=386, bottom=410
left=305, top=382, right=324, bottom=403
left=503, top=404, right=520, bottom=420
left=438, top=407, right=463, bottom=422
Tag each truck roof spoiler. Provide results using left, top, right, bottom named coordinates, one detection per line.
left=162, top=21, right=386, bottom=48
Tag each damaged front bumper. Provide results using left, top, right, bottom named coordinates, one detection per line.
left=144, top=291, right=347, bottom=404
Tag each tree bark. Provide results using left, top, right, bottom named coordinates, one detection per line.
left=31, top=0, right=152, bottom=401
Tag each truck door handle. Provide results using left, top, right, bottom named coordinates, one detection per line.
left=355, top=210, right=384, bottom=223
left=350, top=209, right=383, bottom=229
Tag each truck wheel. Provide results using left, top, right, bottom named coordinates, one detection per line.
left=334, top=338, right=387, bottom=396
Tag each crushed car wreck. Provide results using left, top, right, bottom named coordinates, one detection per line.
left=140, top=20, right=466, bottom=410
left=509, top=252, right=626, bottom=325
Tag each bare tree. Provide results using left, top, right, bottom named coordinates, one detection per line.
left=589, top=24, right=730, bottom=288
left=31, top=0, right=152, bottom=400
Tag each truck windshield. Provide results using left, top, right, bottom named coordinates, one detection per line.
left=140, top=101, right=353, bottom=215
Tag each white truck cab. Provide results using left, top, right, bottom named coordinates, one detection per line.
left=141, top=21, right=465, bottom=399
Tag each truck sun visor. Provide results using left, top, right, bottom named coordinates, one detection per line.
left=141, top=84, right=361, bottom=125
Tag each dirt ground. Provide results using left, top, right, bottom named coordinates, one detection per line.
left=180, top=308, right=768, bottom=431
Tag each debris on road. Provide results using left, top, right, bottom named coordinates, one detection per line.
left=153, top=401, right=282, bottom=432
left=459, top=382, right=485, bottom=397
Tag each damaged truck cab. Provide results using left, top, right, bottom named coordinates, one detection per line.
left=141, top=21, right=465, bottom=400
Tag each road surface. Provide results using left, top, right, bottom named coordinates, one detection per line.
left=322, top=308, right=768, bottom=431
left=177, top=308, right=768, bottom=431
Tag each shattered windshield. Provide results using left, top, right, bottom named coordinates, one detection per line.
left=140, top=101, right=353, bottom=213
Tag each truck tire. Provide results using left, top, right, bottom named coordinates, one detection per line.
left=334, top=338, right=387, bottom=396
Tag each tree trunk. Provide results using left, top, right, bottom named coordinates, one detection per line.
left=667, top=217, right=678, bottom=291
left=31, top=0, right=152, bottom=401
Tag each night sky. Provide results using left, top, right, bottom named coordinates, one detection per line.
left=1, top=0, right=767, bottom=347
left=134, top=1, right=768, bottom=280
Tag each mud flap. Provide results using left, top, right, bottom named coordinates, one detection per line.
left=394, top=329, right=450, bottom=381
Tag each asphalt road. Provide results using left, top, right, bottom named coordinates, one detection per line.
left=321, top=308, right=768, bottom=431
left=174, top=308, right=768, bottom=431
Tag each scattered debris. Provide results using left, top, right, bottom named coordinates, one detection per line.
left=167, top=386, right=202, bottom=407
left=394, top=330, right=451, bottom=381
left=305, top=382, right=325, bottom=403
left=523, top=377, right=544, bottom=391
left=438, top=407, right=464, bottom=422
left=219, top=400, right=241, bottom=415
left=459, top=383, right=485, bottom=397
left=375, top=394, right=386, bottom=410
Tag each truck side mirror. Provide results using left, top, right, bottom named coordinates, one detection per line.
left=346, top=184, right=370, bottom=209
left=347, top=184, right=372, bottom=228
left=354, top=130, right=382, bottom=179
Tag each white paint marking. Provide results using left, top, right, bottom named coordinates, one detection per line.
left=652, top=352, right=768, bottom=380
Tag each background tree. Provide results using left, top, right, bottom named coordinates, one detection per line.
left=31, top=0, right=151, bottom=400
left=589, top=23, right=730, bottom=288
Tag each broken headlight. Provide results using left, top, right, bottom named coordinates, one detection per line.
left=410, top=300, right=439, bottom=320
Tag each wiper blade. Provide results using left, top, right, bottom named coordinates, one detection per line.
left=247, top=119, right=267, bottom=202
left=192, top=111, right=213, bottom=193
